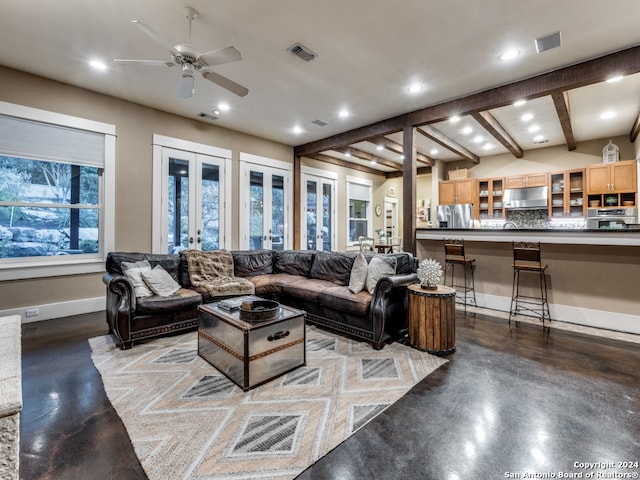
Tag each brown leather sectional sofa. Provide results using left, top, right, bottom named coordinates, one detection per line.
left=103, top=249, right=418, bottom=350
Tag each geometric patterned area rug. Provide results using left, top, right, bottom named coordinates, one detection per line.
left=89, top=326, right=447, bottom=480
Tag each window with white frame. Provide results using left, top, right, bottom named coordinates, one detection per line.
left=0, top=102, right=115, bottom=279
left=346, top=176, right=372, bottom=245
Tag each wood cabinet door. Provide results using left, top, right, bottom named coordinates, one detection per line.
left=526, top=172, right=548, bottom=187
left=455, top=179, right=476, bottom=204
left=586, top=164, right=610, bottom=194
left=439, top=181, right=456, bottom=204
left=504, top=176, right=526, bottom=189
left=611, top=161, right=637, bottom=193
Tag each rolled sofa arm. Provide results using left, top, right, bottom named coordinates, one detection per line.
left=102, top=272, right=136, bottom=348
left=370, top=273, right=418, bottom=349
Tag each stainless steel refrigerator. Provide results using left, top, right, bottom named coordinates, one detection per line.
left=436, top=204, right=473, bottom=228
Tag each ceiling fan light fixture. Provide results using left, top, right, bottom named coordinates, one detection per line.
left=178, top=64, right=195, bottom=98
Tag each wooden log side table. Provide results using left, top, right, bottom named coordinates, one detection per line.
left=408, top=284, right=456, bottom=355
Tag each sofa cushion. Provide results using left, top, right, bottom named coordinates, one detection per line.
left=107, top=252, right=182, bottom=283
left=141, top=265, right=181, bottom=297
left=348, top=253, right=368, bottom=294
left=121, top=260, right=154, bottom=298
left=233, top=249, right=273, bottom=277
left=248, top=273, right=305, bottom=296
left=273, top=250, right=316, bottom=277
left=309, top=251, right=356, bottom=286
left=135, top=288, right=202, bottom=314
left=319, top=285, right=371, bottom=315
left=282, top=277, right=336, bottom=303
left=366, top=256, right=397, bottom=294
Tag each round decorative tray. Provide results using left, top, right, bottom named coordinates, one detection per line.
left=239, top=300, right=280, bottom=322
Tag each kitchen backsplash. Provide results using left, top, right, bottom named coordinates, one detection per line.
left=506, top=209, right=551, bottom=228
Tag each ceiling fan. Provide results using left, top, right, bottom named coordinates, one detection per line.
left=114, top=6, right=248, bottom=98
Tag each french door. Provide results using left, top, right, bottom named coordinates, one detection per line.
left=239, top=158, right=292, bottom=250
left=301, top=173, right=336, bottom=250
left=157, top=147, right=227, bottom=253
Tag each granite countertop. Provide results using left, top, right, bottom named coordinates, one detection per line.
left=418, top=227, right=640, bottom=233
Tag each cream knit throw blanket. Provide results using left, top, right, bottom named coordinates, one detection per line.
left=184, top=250, right=255, bottom=297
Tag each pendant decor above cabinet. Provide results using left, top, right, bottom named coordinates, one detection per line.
left=602, top=140, right=619, bottom=164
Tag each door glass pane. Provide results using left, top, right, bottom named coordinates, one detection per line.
left=249, top=171, right=264, bottom=250
left=200, top=163, right=220, bottom=251
left=306, top=179, right=317, bottom=250
left=271, top=175, right=285, bottom=251
left=322, top=182, right=332, bottom=250
left=168, top=158, right=189, bottom=253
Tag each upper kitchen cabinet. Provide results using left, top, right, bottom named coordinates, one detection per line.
left=549, top=169, right=585, bottom=218
left=504, top=172, right=548, bottom=189
left=439, top=179, right=477, bottom=205
left=586, top=160, right=637, bottom=194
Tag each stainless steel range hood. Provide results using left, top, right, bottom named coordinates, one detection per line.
left=503, top=186, right=548, bottom=209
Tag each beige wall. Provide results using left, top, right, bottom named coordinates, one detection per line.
left=446, top=136, right=636, bottom=179
left=0, top=66, right=291, bottom=312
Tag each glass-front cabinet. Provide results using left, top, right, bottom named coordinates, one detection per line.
left=549, top=169, right=585, bottom=218
left=477, top=178, right=504, bottom=219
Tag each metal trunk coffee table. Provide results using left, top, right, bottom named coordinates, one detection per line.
left=197, top=299, right=306, bottom=391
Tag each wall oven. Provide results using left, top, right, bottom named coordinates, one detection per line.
left=587, top=207, right=637, bottom=229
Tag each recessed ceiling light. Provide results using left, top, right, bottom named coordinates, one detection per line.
left=338, top=109, right=350, bottom=118
left=400, top=155, right=405, bottom=160
left=483, top=143, right=493, bottom=150
left=292, top=126, right=303, bottom=134
left=344, top=152, right=351, bottom=157
left=528, top=125, right=540, bottom=133
left=606, top=75, right=624, bottom=83
left=521, top=113, right=534, bottom=122
left=601, top=111, right=616, bottom=120
left=534, top=135, right=545, bottom=142
left=462, top=126, right=473, bottom=135
left=513, top=99, right=527, bottom=106
left=376, top=145, right=384, bottom=151
left=89, top=59, right=107, bottom=70
left=430, top=148, right=438, bottom=155
left=370, top=159, right=377, bottom=165
left=473, top=135, right=484, bottom=144
left=218, top=103, right=230, bottom=111
left=407, top=83, right=423, bottom=93
left=450, top=115, right=461, bottom=123
left=213, top=110, right=221, bottom=116
left=498, top=49, right=520, bottom=62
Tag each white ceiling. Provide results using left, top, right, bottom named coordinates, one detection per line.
left=1, top=0, right=639, bottom=166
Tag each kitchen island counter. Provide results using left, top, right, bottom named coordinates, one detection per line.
left=417, top=228, right=640, bottom=246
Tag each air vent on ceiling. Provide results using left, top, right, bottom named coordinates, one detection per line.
left=533, top=138, right=549, bottom=145
left=535, top=31, right=562, bottom=53
left=311, top=119, right=329, bottom=127
left=198, top=112, right=218, bottom=121
left=287, top=43, right=317, bottom=62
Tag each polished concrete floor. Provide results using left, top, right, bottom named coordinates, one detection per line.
left=21, top=311, right=640, bottom=480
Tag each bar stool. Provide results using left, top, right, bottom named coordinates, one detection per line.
left=509, top=241, right=551, bottom=330
left=443, top=238, right=476, bottom=311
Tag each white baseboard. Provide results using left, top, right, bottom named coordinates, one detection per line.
left=476, top=293, right=640, bottom=336
left=0, top=297, right=105, bottom=323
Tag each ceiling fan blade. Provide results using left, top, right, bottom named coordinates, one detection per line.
left=198, top=46, right=243, bottom=67
left=201, top=70, right=249, bottom=97
left=113, top=59, right=176, bottom=67
left=131, top=20, right=175, bottom=52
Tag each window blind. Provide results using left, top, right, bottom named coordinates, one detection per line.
left=0, top=114, right=104, bottom=167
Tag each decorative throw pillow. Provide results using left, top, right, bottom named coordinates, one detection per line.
left=348, top=253, right=368, bottom=294
left=141, top=265, right=181, bottom=297
left=121, top=260, right=154, bottom=298
left=365, top=256, right=397, bottom=294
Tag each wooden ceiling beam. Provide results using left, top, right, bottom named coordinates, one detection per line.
left=368, top=137, right=434, bottom=166
left=630, top=111, right=640, bottom=143
left=471, top=111, right=523, bottom=158
left=416, top=125, right=480, bottom=164
left=334, top=146, right=402, bottom=170
left=306, top=153, right=385, bottom=176
left=551, top=91, right=577, bottom=151
left=385, top=166, right=433, bottom=178
left=294, top=45, right=640, bottom=156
